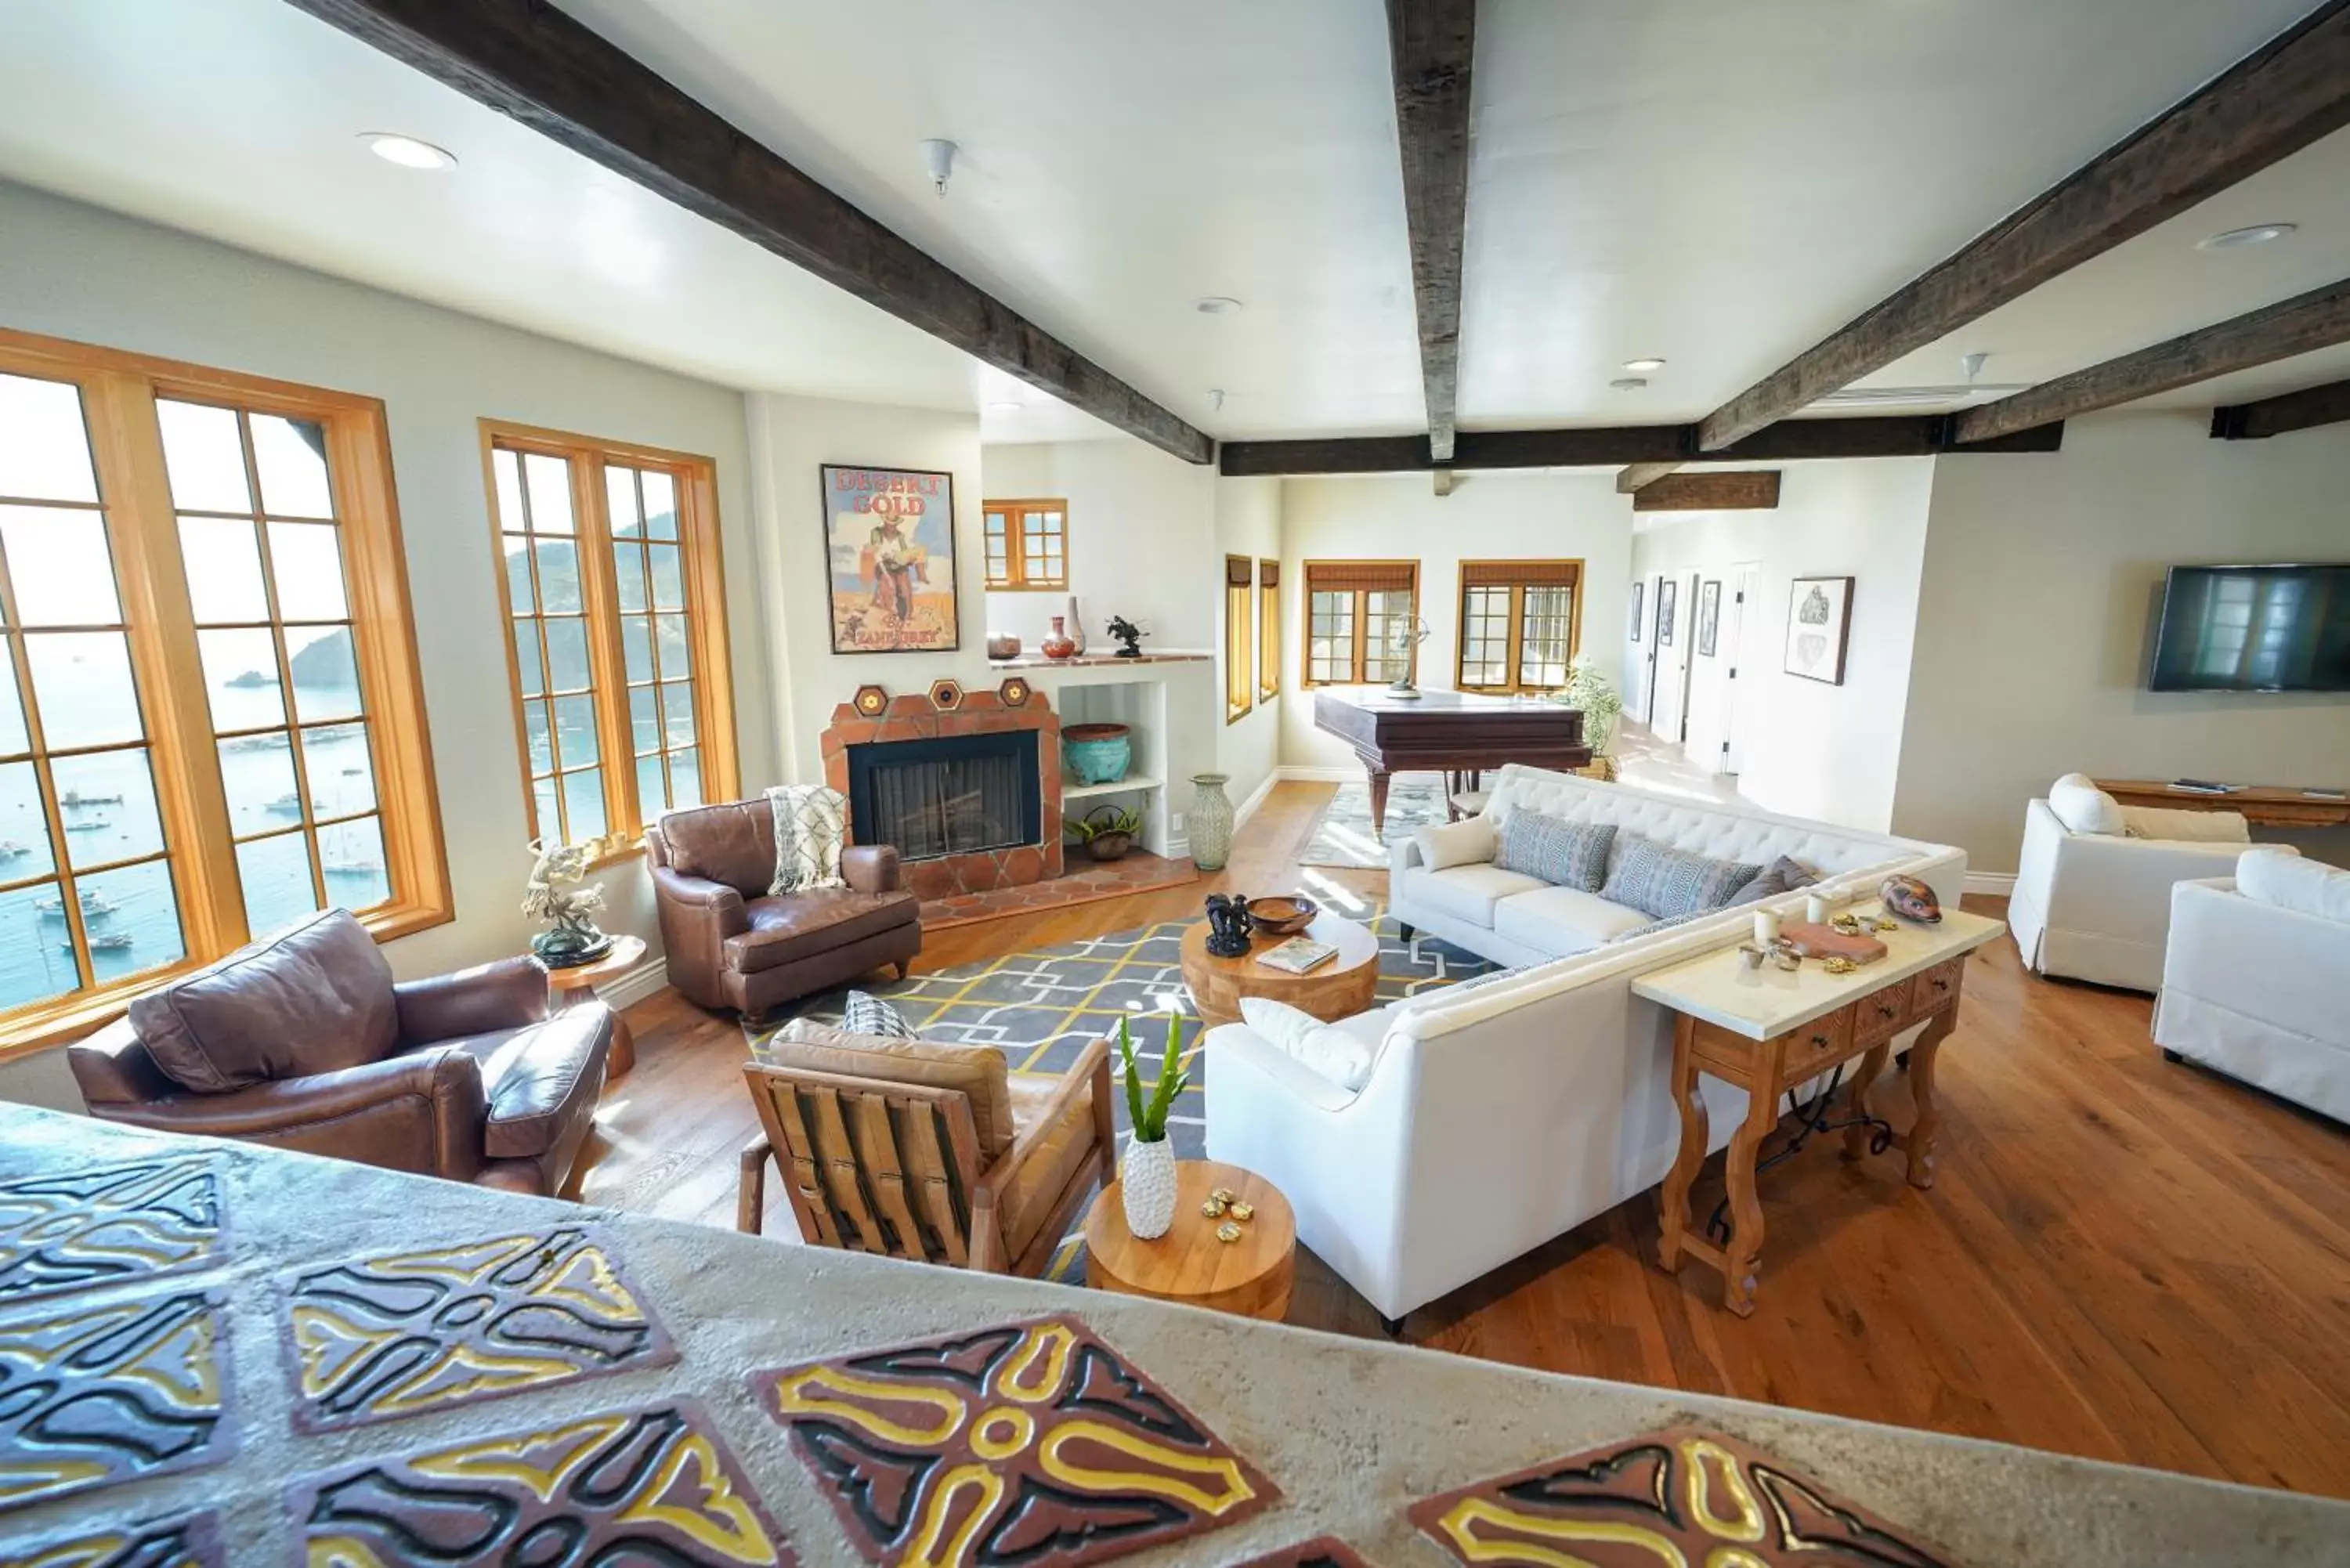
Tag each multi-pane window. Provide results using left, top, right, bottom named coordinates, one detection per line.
left=982, top=499, right=1067, bottom=590
left=1224, top=555, right=1253, bottom=723
left=1303, top=561, right=1419, bottom=685
left=1457, top=560, right=1582, bottom=693
left=485, top=423, right=736, bottom=853
left=1257, top=559, right=1280, bottom=702
left=0, top=327, right=449, bottom=1050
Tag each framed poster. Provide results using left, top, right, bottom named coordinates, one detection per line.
left=1629, top=580, right=1644, bottom=641
left=1697, top=580, right=1721, bottom=656
left=1784, top=575, right=1853, bottom=685
left=821, top=464, right=960, bottom=654
left=1657, top=577, right=1678, bottom=647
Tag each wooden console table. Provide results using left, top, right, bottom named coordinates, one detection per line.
left=1636, top=904, right=2004, bottom=1316
left=2095, top=779, right=2350, bottom=829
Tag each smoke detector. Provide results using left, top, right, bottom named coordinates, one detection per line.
left=919, top=139, right=957, bottom=197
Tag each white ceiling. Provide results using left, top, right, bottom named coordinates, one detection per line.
left=0, top=0, right=2343, bottom=447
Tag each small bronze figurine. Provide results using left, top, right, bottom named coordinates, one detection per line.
left=1204, top=893, right=1253, bottom=957
left=1105, top=615, right=1144, bottom=658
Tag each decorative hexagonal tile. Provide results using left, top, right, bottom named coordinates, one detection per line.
left=928, top=677, right=966, bottom=712
left=0, top=1289, right=233, bottom=1514
left=750, top=1313, right=1278, bottom=1566
left=2, top=1508, right=222, bottom=1566
left=0, top=1156, right=223, bottom=1306
left=1408, top=1425, right=1966, bottom=1566
left=854, top=684, right=891, bottom=717
left=996, top=677, right=1032, bottom=708
left=281, top=1225, right=674, bottom=1433
left=1232, top=1537, right=1376, bottom=1566
left=288, top=1400, right=791, bottom=1566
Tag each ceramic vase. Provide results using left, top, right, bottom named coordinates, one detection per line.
left=1188, top=772, right=1234, bottom=872
left=1063, top=723, right=1132, bottom=784
left=1121, top=1135, right=1177, bottom=1239
left=1041, top=616, right=1079, bottom=660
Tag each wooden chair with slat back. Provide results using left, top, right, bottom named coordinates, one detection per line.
left=738, top=1035, right=1113, bottom=1277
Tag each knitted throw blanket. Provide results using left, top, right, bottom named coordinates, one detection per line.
left=765, top=784, right=848, bottom=894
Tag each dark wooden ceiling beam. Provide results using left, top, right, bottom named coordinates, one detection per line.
left=1632, top=471, right=1782, bottom=512
left=1693, top=0, right=2350, bottom=452
left=1218, top=415, right=2063, bottom=475
left=1616, top=461, right=1687, bottom=493
left=1386, top=0, right=1477, bottom=464
left=1955, top=277, right=2350, bottom=443
left=281, top=0, right=1213, bottom=464
left=2211, top=375, right=2350, bottom=439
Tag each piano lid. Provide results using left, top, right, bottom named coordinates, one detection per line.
left=1316, top=686, right=1572, bottom=716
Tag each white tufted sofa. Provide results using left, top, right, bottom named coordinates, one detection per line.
left=1206, top=765, right=1964, bottom=1324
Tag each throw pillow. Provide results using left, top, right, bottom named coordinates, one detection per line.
left=1495, top=810, right=1616, bottom=892
left=765, top=783, right=848, bottom=894
left=2236, top=847, right=2343, bottom=923
left=1413, top=815, right=1497, bottom=872
left=1729, top=854, right=1820, bottom=906
left=843, top=990, right=916, bottom=1039
left=757, top=1017, right=1016, bottom=1160
left=1238, top=997, right=1376, bottom=1092
left=2048, top=772, right=2126, bottom=836
left=1601, top=833, right=1763, bottom=921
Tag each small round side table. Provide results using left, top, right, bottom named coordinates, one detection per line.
left=543, top=933, right=645, bottom=1078
left=1084, top=1159, right=1295, bottom=1321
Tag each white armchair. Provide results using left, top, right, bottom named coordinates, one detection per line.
left=2007, top=795, right=2256, bottom=992
left=2155, top=875, right=2349, bottom=1124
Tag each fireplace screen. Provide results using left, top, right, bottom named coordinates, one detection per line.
left=847, top=732, right=1041, bottom=862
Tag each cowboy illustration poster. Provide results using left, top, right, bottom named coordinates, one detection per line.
left=820, top=464, right=960, bottom=654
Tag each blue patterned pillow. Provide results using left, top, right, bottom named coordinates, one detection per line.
left=1601, top=834, right=1763, bottom=920
left=1495, top=811, right=1615, bottom=892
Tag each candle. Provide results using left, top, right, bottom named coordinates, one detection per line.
left=1753, top=908, right=1782, bottom=945
left=1805, top=891, right=1832, bottom=924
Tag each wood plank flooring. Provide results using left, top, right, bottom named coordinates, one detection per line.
left=574, top=781, right=2350, bottom=1500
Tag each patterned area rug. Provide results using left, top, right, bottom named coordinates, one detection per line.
left=1297, top=777, right=1452, bottom=869
left=747, top=905, right=1499, bottom=1281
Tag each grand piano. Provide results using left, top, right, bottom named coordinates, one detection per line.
left=1314, top=687, right=1589, bottom=839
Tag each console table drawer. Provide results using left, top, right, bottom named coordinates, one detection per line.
left=1907, top=957, right=1965, bottom=1021
left=1780, top=1003, right=1855, bottom=1079
left=1854, top=985, right=1911, bottom=1046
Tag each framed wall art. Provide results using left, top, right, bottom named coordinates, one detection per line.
left=1656, top=577, right=1678, bottom=647
left=1697, top=580, right=1721, bottom=657
left=1629, top=580, right=1644, bottom=641
left=821, top=464, right=960, bottom=654
left=1784, top=575, right=1853, bottom=685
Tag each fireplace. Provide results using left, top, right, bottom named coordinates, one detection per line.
left=847, top=732, right=1040, bottom=862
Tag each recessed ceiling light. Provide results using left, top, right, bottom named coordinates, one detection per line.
left=1610, top=377, right=1649, bottom=392
left=2198, top=222, right=2296, bottom=251
left=362, top=132, right=457, bottom=171
left=1622, top=357, right=1668, bottom=373
left=1195, top=297, right=1243, bottom=316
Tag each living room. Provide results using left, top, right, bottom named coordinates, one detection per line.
left=1, top=3, right=2347, bottom=1564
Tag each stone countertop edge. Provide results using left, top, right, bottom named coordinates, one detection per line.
left=0, top=1104, right=2340, bottom=1566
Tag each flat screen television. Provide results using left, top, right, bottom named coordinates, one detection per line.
left=2148, top=563, right=2350, bottom=692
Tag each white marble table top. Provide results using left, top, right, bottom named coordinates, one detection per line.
left=1632, top=901, right=2007, bottom=1040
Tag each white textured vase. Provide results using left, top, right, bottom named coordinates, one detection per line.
left=1120, top=1136, right=1177, bottom=1240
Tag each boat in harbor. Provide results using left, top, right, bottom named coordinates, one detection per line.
left=59, top=789, right=125, bottom=807
left=65, top=933, right=135, bottom=954
left=35, top=891, right=117, bottom=920
left=63, top=817, right=112, bottom=833
left=0, top=841, right=30, bottom=860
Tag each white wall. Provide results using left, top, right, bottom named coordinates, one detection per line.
left=1630, top=459, right=1936, bottom=833
left=1893, top=414, right=2350, bottom=872
left=747, top=395, right=985, bottom=783
left=1276, top=469, right=1634, bottom=771
left=1213, top=475, right=1283, bottom=818
left=0, top=179, right=772, bottom=1108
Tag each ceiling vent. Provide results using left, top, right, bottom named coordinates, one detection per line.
left=1808, top=383, right=2026, bottom=411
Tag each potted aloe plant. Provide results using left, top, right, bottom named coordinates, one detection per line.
left=1115, top=1013, right=1188, bottom=1238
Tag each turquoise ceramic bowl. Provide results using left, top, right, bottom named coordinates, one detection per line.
left=1063, top=724, right=1132, bottom=785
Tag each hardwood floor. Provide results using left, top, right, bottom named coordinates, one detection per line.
left=575, top=782, right=2350, bottom=1500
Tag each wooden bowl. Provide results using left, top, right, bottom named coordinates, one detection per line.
left=1244, top=896, right=1318, bottom=936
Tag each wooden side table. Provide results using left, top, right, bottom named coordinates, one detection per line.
left=544, top=933, right=646, bottom=1078
left=1636, top=903, right=2004, bottom=1316
left=1084, top=1160, right=1295, bottom=1321
left=1178, top=913, right=1380, bottom=1031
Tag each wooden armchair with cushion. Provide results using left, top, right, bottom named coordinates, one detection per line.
left=737, top=1019, right=1112, bottom=1276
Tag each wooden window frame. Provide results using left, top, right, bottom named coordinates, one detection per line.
left=982, top=497, right=1068, bottom=591
left=1455, top=559, right=1585, bottom=695
left=1257, top=559, right=1281, bottom=702
left=0, top=327, right=450, bottom=1057
left=480, top=420, right=738, bottom=864
left=1300, top=560, right=1420, bottom=687
left=1224, top=555, right=1253, bottom=724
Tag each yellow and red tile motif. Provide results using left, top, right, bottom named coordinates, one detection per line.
left=0, top=1157, right=222, bottom=1306
left=288, top=1401, right=792, bottom=1566
left=753, top=1313, right=1278, bottom=1567
left=282, top=1225, right=674, bottom=1432
left=1, top=1508, right=222, bottom=1567
left=1409, top=1425, right=1963, bottom=1567
left=0, top=1290, right=233, bottom=1515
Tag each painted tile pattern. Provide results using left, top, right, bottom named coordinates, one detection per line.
left=0, top=1157, right=223, bottom=1306
left=1232, top=1537, right=1377, bottom=1567
left=288, top=1401, right=792, bottom=1566
left=754, top=1314, right=1278, bottom=1566
left=0, top=1509, right=222, bottom=1567
left=1409, top=1425, right=1964, bottom=1567
left=0, top=1290, right=233, bottom=1514
left=283, top=1224, right=674, bottom=1432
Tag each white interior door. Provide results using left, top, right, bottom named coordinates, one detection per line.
left=1651, top=574, right=1687, bottom=738
left=1719, top=562, right=1759, bottom=775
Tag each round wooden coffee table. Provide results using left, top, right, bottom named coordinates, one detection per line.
left=543, top=933, right=645, bottom=1078
left=1085, top=1160, right=1295, bottom=1321
left=1178, top=912, right=1380, bottom=1031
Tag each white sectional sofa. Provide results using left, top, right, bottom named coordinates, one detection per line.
left=1206, top=764, right=1965, bottom=1325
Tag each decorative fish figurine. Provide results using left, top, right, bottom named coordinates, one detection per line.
left=1881, top=874, right=1942, bottom=924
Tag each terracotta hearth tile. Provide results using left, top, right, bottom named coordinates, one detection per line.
left=824, top=760, right=848, bottom=795
left=1043, top=842, right=1066, bottom=878
left=965, top=690, right=1004, bottom=713
left=0, top=1154, right=225, bottom=1307
left=905, top=863, right=960, bottom=901
left=916, top=853, right=1199, bottom=930
left=1003, top=844, right=1046, bottom=884
left=875, top=719, right=924, bottom=745
left=884, top=695, right=931, bottom=719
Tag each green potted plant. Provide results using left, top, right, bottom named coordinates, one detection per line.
left=1115, top=1013, right=1188, bottom=1238
left=1065, top=803, right=1142, bottom=862
left=1559, top=655, right=1624, bottom=758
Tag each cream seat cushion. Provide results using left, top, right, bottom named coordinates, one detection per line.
left=1492, top=886, right=1651, bottom=956
left=760, top=1018, right=1016, bottom=1161
left=1400, top=864, right=1547, bottom=929
left=2121, top=804, right=2251, bottom=844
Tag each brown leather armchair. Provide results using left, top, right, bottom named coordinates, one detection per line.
left=67, top=909, right=611, bottom=1197
left=645, top=800, right=923, bottom=1020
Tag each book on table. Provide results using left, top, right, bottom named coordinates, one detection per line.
left=1256, top=937, right=1339, bottom=974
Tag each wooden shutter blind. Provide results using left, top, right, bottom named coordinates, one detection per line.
left=1260, top=560, right=1280, bottom=587
left=1307, top=561, right=1416, bottom=593
left=1225, top=555, right=1255, bottom=587
left=1461, top=560, right=1578, bottom=588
